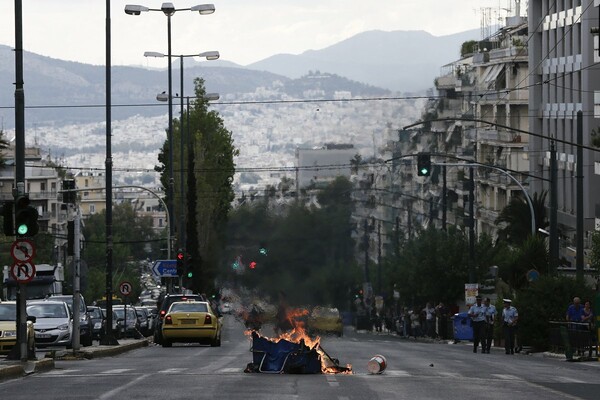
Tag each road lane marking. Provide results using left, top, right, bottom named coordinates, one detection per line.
left=438, top=372, right=462, bottom=378
left=100, top=369, right=133, bottom=374
left=44, top=369, right=80, bottom=375
left=326, top=375, right=339, bottom=387
left=158, top=368, right=187, bottom=374
left=491, top=374, right=522, bottom=380
left=553, top=376, right=585, bottom=383
left=97, top=373, right=150, bottom=400
left=219, top=368, right=241, bottom=373
left=384, top=370, right=411, bottom=376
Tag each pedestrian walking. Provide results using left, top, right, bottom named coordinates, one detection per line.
left=468, top=295, right=486, bottom=353
left=483, top=297, right=496, bottom=353
left=435, top=302, right=449, bottom=340
left=502, top=299, right=518, bottom=354
left=423, top=302, right=436, bottom=338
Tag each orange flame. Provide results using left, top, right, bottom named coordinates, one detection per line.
left=246, top=307, right=352, bottom=374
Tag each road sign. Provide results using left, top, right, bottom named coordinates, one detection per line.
left=10, top=239, right=35, bottom=262
left=119, top=281, right=133, bottom=296
left=152, top=259, right=178, bottom=277
left=10, top=261, right=36, bottom=283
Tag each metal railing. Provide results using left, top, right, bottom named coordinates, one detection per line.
left=548, top=321, right=597, bottom=358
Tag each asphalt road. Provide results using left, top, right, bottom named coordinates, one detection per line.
left=1, top=316, right=599, bottom=400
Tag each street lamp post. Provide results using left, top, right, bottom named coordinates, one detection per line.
left=144, top=51, right=219, bottom=254
left=125, top=3, right=215, bottom=266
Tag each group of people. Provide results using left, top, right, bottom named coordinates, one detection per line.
left=393, top=302, right=451, bottom=339
left=468, top=296, right=519, bottom=355
left=565, top=296, right=594, bottom=329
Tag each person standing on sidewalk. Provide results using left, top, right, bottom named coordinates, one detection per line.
left=502, top=299, right=518, bottom=354
left=468, top=295, right=486, bottom=353
left=483, top=297, right=496, bottom=353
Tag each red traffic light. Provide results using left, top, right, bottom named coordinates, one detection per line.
left=249, top=261, right=257, bottom=269
left=177, top=252, right=184, bottom=260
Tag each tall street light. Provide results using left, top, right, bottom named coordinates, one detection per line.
left=145, top=50, right=219, bottom=256
left=125, top=3, right=215, bottom=269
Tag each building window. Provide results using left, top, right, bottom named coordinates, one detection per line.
left=90, top=204, right=96, bottom=214
left=40, top=182, right=46, bottom=192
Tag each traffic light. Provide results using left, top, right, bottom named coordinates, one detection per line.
left=249, top=261, right=257, bottom=269
left=186, top=264, right=194, bottom=279
left=176, top=250, right=184, bottom=277
left=417, top=153, right=431, bottom=176
left=259, top=242, right=268, bottom=256
left=0, top=201, right=14, bottom=236
left=62, top=179, right=76, bottom=204
left=14, top=194, right=39, bottom=237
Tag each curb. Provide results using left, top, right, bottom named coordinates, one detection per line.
left=77, top=339, right=149, bottom=359
left=0, top=358, right=55, bottom=381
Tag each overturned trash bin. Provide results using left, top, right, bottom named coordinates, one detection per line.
left=245, top=331, right=351, bottom=374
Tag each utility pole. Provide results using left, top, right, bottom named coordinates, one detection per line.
left=576, top=111, right=584, bottom=281
left=468, top=167, right=475, bottom=283
left=549, top=140, right=559, bottom=273
left=363, top=219, right=370, bottom=284
left=72, top=209, right=81, bottom=351
left=442, top=165, right=447, bottom=231
left=377, top=222, right=382, bottom=295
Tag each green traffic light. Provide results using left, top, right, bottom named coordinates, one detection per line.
left=17, top=224, right=28, bottom=235
left=259, top=247, right=267, bottom=256
left=187, top=271, right=193, bottom=278
left=420, top=168, right=429, bottom=175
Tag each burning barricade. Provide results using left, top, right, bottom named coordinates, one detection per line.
left=244, top=307, right=352, bottom=374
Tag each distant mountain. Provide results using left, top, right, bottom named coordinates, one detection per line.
left=247, top=29, right=480, bottom=92
left=0, top=28, right=480, bottom=128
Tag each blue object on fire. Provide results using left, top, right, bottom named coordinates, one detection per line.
left=249, top=331, right=321, bottom=374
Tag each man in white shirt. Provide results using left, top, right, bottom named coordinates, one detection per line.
left=502, top=299, right=519, bottom=355
left=468, top=296, right=486, bottom=353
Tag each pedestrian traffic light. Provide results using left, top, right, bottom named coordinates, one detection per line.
left=259, top=246, right=268, bottom=256
left=0, top=201, right=14, bottom=236
left=176, top=250, right=184, bottom=277
left=14, top=194, right=39, bottom=237
left=417, top=153, right=431, bottom=176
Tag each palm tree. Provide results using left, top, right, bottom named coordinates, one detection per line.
left=495, top=191, right=548, bottom=245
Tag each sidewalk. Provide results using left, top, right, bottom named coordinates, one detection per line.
left=0, top=338, right=149, bottom=381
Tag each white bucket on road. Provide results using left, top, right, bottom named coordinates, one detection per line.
left=367, top=354, right=387, bottom=374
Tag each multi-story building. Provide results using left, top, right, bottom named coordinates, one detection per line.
left=529, top=0, right=600, bottom=266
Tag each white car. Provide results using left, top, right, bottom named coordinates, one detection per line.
left=27, top=300, right=73, bottom=348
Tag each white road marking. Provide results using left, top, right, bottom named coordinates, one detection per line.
left=44, top=369, right=80, bottom=375
left=98, top=373, right=150, bottom=400
left=158, top=368, right=187, bottom=374
left=219, top=368, right=241, bottom=373
left=437, top=372, right=462, bottom=378
left=100, top=369, right=133, bottom=374
left=553, top=376, right=585, bottom=383
left=383, top=370, right=411, bottom=377
left=491, top=374, right=522, bottom=380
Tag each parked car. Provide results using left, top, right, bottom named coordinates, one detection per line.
left=161, top=301, right=222, bottom=347
left=48, top=294, right=93, bottom=346
left=0, top=300, right=35, bottom=356
left=154, top=293, right=206, bottom=345
left=26, top=300, right=73, bottom=348
left=308, top=306, right=343, bottom=337
left=113, top=305, right=142, bottom=339
left=87, top=306, right=105, bottom=340
left=135, top=306, right=151, bottom=337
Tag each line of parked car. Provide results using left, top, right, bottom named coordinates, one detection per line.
left=1, top=294, right=158, bottom=355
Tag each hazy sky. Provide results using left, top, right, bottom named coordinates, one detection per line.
left=0, top=1, right=522, bottom=67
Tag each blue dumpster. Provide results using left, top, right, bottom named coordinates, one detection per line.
left=452, top=312, right=473, bottom=341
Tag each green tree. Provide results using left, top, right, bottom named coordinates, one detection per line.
left=590, top=231, right=600, bottom=270
left=80, top=202, right=160, bottom=301
left=163, top=78, right=238, bottom=294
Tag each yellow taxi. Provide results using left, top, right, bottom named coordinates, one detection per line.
left=161, top=301, right=222, bottom=347
left=307, top=306, right=343, bottom=337
left=0, top=300, right=35, bottom=355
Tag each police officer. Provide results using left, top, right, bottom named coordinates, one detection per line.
left=502, top=299, right=518, bottom=354
left=468, top=295, right=486, bottom=353
left=483, top=297, right=496, bottom=353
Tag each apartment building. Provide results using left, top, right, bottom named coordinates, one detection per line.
left=528, top=0, right=600, bottom=266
